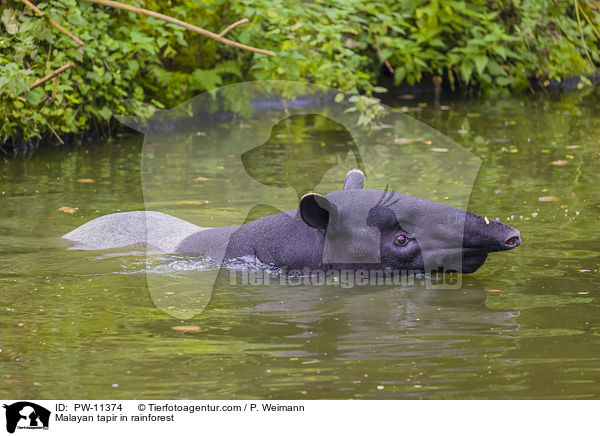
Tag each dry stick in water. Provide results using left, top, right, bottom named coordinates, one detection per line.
left=19, top=0, right=84, bottom=46
left=84, top=0, right=275, bottom=56
left=30, top=62, right=75, bottom=90
left=48, top=125, right=65, bottom=145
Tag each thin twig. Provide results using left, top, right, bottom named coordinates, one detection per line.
left=19, top=0, right=84, bottom=46
left=578, top=4, right=600, bottom=41
left=375, top=36, right=394, bottom=74
left=51, top=75, right=59, bottom=100
left=48, top=125, right=65, bottom=144
left=84, top=0, right=275, bottom=56
left=574, top=0, right=594, bottom=65
left=103, top=58, right=113, bottom=73
left=218, top=18, right=248, bottom=37
left=30, top=62, right=75, bottom=90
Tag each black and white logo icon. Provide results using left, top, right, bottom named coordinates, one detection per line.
left=3, top=402, right=50, bottom=434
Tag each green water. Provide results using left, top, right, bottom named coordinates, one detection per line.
left=1, top=91, right=599, bottom=399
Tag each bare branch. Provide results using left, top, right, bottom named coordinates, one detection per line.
left=375, top=36, right=394, bottom=74
left=30, top=62, right=75, bottom=90
left=84, top=0, right=275, bottom=56
left=49, top=125, right=65, bottom=144
left=218, top=18, right=248, bottom=37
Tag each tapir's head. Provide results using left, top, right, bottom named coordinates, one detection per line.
left=299, top=169, right=521, bottom=274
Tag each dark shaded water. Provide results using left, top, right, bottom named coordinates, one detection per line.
left=1, top=90, right=599, bottom=399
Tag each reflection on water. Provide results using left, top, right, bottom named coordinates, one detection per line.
left=1, top=89, right=599, bottom=399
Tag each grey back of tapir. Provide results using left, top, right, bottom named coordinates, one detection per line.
left=174, top=168, right=521, bottom=274
left=64, top=168, right=521, bottom=276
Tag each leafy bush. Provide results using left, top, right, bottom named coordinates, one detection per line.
left=0, top=0, right=599, bottom=148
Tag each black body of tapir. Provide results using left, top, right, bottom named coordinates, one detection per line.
left=63, top=169, right=521, bottom=274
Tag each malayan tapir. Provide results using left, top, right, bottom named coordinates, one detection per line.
left=63, top=169, right=520, bottom=274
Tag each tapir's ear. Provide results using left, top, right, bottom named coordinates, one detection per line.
left=343, top=169, right=364, bottom=190
left=300, top=193, right=336, bottom=230
left=113, top=100, right=158, bottom=133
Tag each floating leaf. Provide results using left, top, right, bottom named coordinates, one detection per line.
left=393, top=138, right=414, bottom=145
left=565, top=145, right=581, bottom=149
left=178, top=200, right=208, bottom=206
left=192, top=177, right=212, bottom=182
left=58, top=206, right=79, bottom=213
left=77, top=178, right=95, bottom=183
left=171, top=325, right=203, bottom=333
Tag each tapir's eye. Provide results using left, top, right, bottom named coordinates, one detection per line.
left=395, top=234, right=409, bottom=246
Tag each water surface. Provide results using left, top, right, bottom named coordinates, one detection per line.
left=1, top=90, right=599, bottom=399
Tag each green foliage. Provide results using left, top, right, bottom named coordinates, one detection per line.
left=1, top=0, right=599, bottom=146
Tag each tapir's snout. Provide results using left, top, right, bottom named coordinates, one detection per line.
left=456, top=211, right=521, bottom=273
left=463, top=211, right=521, bottom=253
